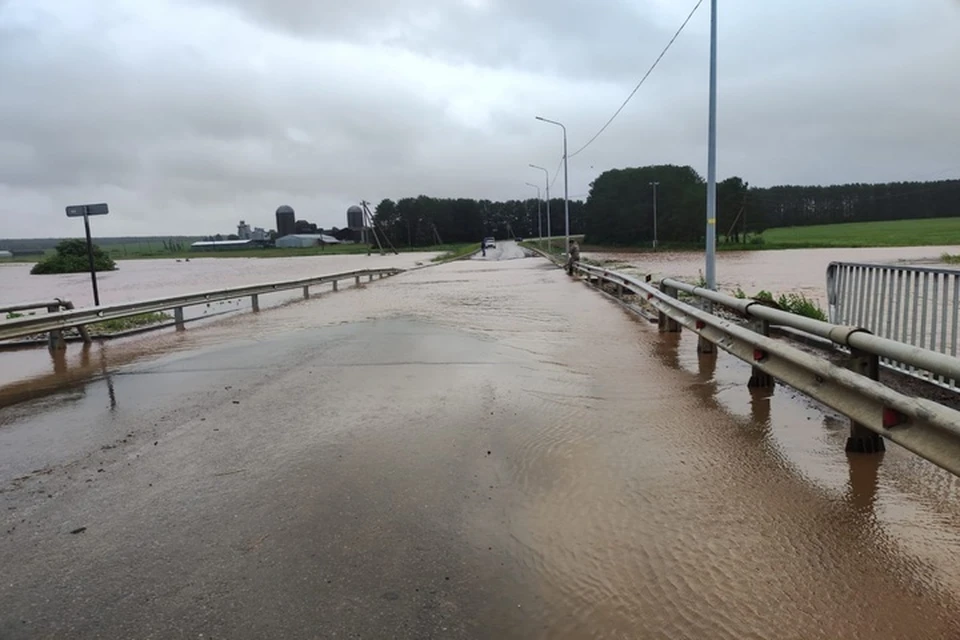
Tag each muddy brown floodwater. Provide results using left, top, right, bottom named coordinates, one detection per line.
left=0, top=252, right=442, bottom=307
left=2, top=250, right=960, bottom=638
left=585, top=245, right=960, bottom=305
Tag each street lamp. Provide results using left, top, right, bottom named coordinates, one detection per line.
left=525, top=182, right=542, bottom=243
left=649, top=182, right=660, bottom=249
left=535, top=116, right=570, bottom=256
left=529, top=164, right=551, bottom=250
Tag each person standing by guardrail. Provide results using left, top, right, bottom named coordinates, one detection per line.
left=566, top=240, right=580, bottom=276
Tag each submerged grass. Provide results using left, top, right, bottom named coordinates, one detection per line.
left=89, top=312, right=173, bottom=334
left=733, top=287, right=826, bottom=321
left=941, top=253, right=960, bottom=265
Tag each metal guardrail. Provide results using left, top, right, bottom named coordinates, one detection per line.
left=0, top=268, right=402, bottom=345
left=567, top=261, right=960, bottom=478
left=0, top=298, right=90, bottom=346
left=1, top=299, right=71, bottom=316
left=827, top=261, right=960, bottom=390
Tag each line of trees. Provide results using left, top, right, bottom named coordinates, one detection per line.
left=584, top=165, right=960, bottom=245
left=371, top=170, right=959, bottom=249
left=752, top=180, right=960, bottom=229
left=373, top=196, right=586, bottom=247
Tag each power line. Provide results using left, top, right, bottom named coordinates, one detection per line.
left=568, top=0, right=705, bottom=159
left=549, top=157, right=563, bottom=190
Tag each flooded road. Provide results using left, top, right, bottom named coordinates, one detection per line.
left=587, top=244, right=960, bottom=304
left=2, top=256, right=960, bottom=638
left=473, top=239, right=531, bottom=261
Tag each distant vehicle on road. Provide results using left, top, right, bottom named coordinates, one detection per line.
left=483, top=237, right=496, bottom=249
left=515, top=237, right=523, bottom=243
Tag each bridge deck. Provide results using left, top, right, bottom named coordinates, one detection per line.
left=2, top=253, right=960, bottom=639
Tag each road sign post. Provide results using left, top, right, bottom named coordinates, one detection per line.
left=66, top=203, right=109, bottom=306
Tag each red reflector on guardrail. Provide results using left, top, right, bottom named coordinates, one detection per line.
left=695, top=320, right=705, bottom=330
left=647, top=293, right=654, bottom=300
left=882, top=407, right=907, bottom=428
left=753, top=348, right=767, bottom=361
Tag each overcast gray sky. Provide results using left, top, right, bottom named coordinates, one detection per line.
left=1, top=0, right=958, bottom=237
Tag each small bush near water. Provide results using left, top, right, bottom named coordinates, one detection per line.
left=31, top=239, right=117, bottom=275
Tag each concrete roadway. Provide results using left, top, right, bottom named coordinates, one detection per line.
left=2, top=253, right=960, bottom=639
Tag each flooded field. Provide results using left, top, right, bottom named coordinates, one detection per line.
left=2, top=253, right=960, bottom=638
left=585, top=245, right=960, bottom=304
left=0, top=252, right=442, bottom=307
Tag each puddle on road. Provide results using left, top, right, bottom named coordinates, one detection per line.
left=2, top=257, right=960, bottom=638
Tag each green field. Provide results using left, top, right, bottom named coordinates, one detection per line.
left=759, top=217, right=960, bottom=249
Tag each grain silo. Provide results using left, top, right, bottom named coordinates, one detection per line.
left=276, top=205, right=296, bottom=238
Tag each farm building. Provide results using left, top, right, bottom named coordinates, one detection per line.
left=274, top=234, right=341, bottom=248
left=190, top=239, right=257, bottom=251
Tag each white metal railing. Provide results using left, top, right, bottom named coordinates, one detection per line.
left=562, top=258, right=960, bottom=478
left=0, top=268, right=402, bottom=345
left=827, top=261, right=960, bottom=390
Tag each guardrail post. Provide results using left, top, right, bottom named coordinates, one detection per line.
left=174, top=307, right=185, bottom=331
left=46, top=303, right=66, bottom=351
left=251, top=294, right=260, bottom=312
left=62, top=301, right=91, bottom=344
left=368, top=274, right=374, bottom=282
left=748, top=319, right=774, bottom=388
left=332, top=280, right=339, bottom=292
left=697, top=301, right=715, bottom=354
left=845, top=348, right=886, bottom=453
left=303, top=285, right=310, bottom=300
left=658, top=284, right=681, bottom=333
left=355, top=275, right=361, bottom=286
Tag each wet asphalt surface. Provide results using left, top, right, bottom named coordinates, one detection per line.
left=0, top=320, right=531, bottom=639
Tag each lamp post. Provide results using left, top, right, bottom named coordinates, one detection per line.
left=534, top=116, right=570, bottom=256
left=705, top=0, right=718, bottom=290
left=525, top=182, right=542, bottom=243
left=698, top=0, right=719, bottom=356
left=649, top=181, right=660, bottom=249
left=529, top=164, right=551, bottom=251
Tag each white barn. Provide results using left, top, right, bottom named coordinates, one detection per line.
left=275, top=234, right=341, bottom=248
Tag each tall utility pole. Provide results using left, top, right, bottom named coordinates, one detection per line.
left=529, top=164, right=551, bottom=250
left=705, top=0, right=718, bottom=290
left=535, top=117, right=570, bottom=256
left=525, top=182, right=542, bottom=243
left=649, top=182, right=660, bottom=249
